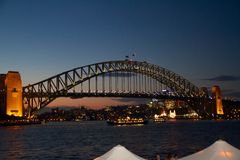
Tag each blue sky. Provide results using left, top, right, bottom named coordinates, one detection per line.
left=0, top=0, right=240, bottom=105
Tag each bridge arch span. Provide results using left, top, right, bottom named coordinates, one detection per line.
left=23, top=60, right=205, bottom=114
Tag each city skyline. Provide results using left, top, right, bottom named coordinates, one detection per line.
left=0, top=0, right=240, bottom=108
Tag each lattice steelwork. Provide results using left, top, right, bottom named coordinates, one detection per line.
left=23, top=60, right=206, bottom=114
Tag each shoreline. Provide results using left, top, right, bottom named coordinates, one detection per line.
left=0, top=120, right=41, bottom=127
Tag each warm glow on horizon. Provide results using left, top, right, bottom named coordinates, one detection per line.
left=48, top=97, right=143, bottom=109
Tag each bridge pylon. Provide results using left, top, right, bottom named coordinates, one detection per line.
left=0, top=71, right=23, bottom=117
left=212, top=85, right=224, bottom=116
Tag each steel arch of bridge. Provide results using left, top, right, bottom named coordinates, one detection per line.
left=23, top=60, right=206, bottom=113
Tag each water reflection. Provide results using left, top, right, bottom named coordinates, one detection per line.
left=0, top=121, right=239, bottom=160
left=113, top=124, right=144, bottom=127
left=0, top=126, right=25, bottom=160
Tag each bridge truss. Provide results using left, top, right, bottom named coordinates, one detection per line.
left=23, top=60, right=206, bottom=115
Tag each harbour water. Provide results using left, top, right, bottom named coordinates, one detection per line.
left=0, top=120, right=240, bottom=160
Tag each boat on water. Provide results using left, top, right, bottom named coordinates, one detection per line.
left=153, top=117, right=166, bottom=122
left=107, top=117, right=148, bottom=125
left=153, top=114, right=167, bottom=123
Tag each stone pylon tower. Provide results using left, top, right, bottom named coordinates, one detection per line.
left=0, top=71, right=23, bottom=117
left=211, top=85, right=224, bottom=115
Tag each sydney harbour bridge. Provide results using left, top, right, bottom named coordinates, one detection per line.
left=22, top=60, right=219, bottom=118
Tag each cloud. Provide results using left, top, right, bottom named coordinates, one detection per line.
left=221, top=89, right=235, bottom=93
left=223, top=91, right=240, bottom=99
left=204, top=75, right=240, bottom=82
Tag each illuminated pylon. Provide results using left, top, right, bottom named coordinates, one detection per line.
left=211, top=85, right=224, bottom=115
left=0, top=71, right=23, bottom=117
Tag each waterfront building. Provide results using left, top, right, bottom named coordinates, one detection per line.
left=0, top=71, right=23, bottom=117
left=169, top=110, right=176, bottom=118
left=165, top=100, right=175, bottom=109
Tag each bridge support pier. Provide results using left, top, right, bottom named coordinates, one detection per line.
left=0, top=71, right=23, bottom=117
left=212, top=85, right=224, bottom=117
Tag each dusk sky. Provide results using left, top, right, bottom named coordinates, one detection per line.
left=0, top=0, right=240, bottom=108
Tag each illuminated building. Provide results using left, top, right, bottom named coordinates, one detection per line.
left=160, top=110, right=167, bottom=117
left=0, top=71, right=23, bottom=117
left=165, top=100, right=175, bottom=109
left=211, top=85, right=224, bottom=115
left=169, top=110, right=176, bottom=118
